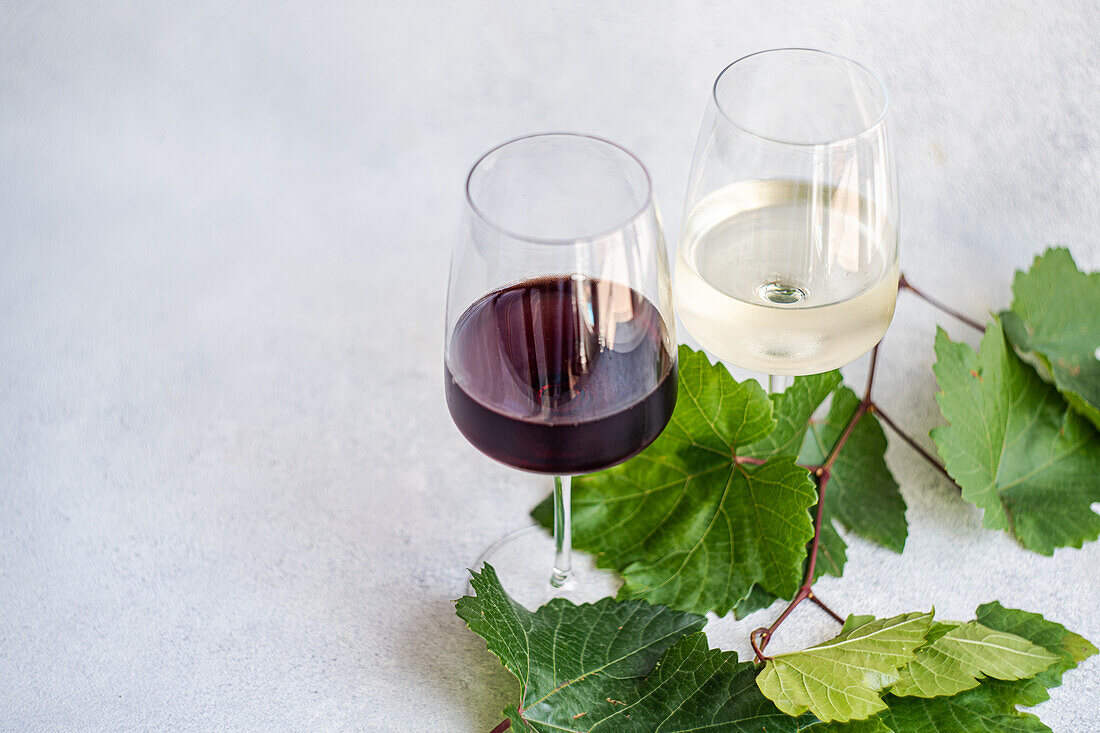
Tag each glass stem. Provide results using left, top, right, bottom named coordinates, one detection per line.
left=768, top=374, right=791, bottom=393
left=550, top=474, right=573, bottom=588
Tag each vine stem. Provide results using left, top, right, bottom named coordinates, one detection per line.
left=490, top=719, right=511, bottom=733
left=750, top=346, right=881, bottom=662
left=739, top=278, right=985, bottom=664
left=872, top=406, right=957, bottom=486
left=735, top=454, right=821, bottom=474
left=899, top=274, right=986, bottom=333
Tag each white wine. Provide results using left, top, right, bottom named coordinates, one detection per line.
left=675, top=179, right=898, bottom=376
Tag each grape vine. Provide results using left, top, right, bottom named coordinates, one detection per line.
left=464, top=247, right=1099, bottom=732
left=748, top=275, right=984, bottom=662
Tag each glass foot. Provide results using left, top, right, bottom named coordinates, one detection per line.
left=465, top=524, right=619, bottom=609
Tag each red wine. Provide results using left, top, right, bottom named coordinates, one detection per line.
left=445, top=275, right=676, bottom=474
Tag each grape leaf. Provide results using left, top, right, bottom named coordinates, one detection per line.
left=931, top=318, right=1100, bottom=553
left=873, top=686, right=1051, bottom=733
left=1000, top=247, right=1100, bottom=430
left=973, top=600, right=1097, bottom=708
left=888, top=621, right=1058, bottom=698
left=725, top=371, right=842, bottom=617
left=456, top=564, right=816, bottom=732
left=810, top=719, right=895, bottom=733
left=812, top=524, right=850, bottom=584
left=459, top=571, right=1095, bottom=733
left=803, top=385, right=908, bottom=556
left=534, top=345, right=819, bottom=616
left=812, top=602, right=1096, bottom=733
left=729, top=583, right=783, bottom=619
left=741, top=370, right=843, bottom=459
left=756, top=611, right=934, bottom=721
left=733, top=383, right=907, bottom=617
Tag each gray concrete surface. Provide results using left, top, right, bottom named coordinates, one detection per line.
left=1, top=2, right=1098, bottom=730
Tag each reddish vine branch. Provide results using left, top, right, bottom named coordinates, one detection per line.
left=899, top=274, right=986, bottom=334
left=735, top=454, right=821, bottom=474
left=749, top=274, right=981, bottom=664
left=874, top=406, right=955, bottom=484
left=750, top=346, right=878, bottom=661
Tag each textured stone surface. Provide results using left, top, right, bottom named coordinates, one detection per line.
left=1, top=2, right=1097, bottom=730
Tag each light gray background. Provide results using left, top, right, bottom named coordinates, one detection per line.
left=2, top=2, right=1098, bottom=731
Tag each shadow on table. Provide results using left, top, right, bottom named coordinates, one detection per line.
left=390, top=582, right=517, bottom=729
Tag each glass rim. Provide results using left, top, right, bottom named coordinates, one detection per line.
left=464, top=131, right=655, bottom=245
left=712, top=48, right=890, bottom=147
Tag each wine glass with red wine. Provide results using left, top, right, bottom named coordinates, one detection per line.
left=445, top=133, right=677, bottom=605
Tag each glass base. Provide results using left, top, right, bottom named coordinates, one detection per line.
left=466, top=524, right=620, bottom=610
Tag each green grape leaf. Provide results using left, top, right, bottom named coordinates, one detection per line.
left=757, top=611, right=934, bottom=721
left=534, top=345, right=819, bottom=616
left=742, top=370, right=843, bottom=459
left=729, top=583, right=781, bottom=619
left=888, top=621, right=1058, bottom=698
left=809, top=719, right=895, bottom=733
left=456, top=564, right=815, bottom=732
left=973, top=600, right=1097, bottom=708
left=459, top=571, right=1095, bottom=733
left=727, top=371, right=841, bottom=617
left=873, top=686, right=1051, bottom=733
left=732, top=383, right=907, bottom=616
left=803, top=385, right=908, bottom=555
left=916, top=620, right=960, bottom=646
left=931, top=318, right=1100, bottom=553
left=813, top=521, right=850, bottom=581
left=1000, top=247, right=1100, bottom=429
left=814, top=602, right=1096, bottom=733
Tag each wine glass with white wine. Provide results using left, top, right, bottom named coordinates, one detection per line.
left=674, top=49, right=898, bottom=391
